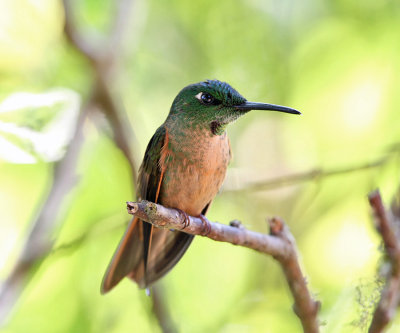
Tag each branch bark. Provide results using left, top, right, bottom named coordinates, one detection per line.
left=368, top=190, right=400, bottom=333
left=127, top=200, right=320, bottom=333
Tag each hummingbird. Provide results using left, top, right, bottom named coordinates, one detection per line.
left=101, top=79, right=300, bottom=293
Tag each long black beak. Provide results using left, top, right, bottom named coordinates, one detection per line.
left=235, top=101, right=301, bottom=115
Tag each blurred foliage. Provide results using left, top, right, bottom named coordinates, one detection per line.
left=1, top=0, right=400, bottom=332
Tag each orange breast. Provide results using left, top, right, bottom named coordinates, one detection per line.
left=160, top=130, right=230, bottom=216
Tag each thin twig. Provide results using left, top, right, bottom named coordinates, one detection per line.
left=127, top=200, right=320, bottom=332
left=368, top=190, right=400, bottom=333
left=62, top=0, right=97, bottom=62
left=223, top=155, right=392, bottom=193
left=150, top=284, right=177, bottom=333
left=109, top=0, right=136, bottom=56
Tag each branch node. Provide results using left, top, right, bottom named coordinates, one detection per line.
left=199, top=215, right=212, bottom=236
left=269, top=217, right=284, bottom=235
left=229, top=220, right=243, bottom=229
left=176, top=208, right=191, bottom=229
left=126, top=201, right=138, bottom=214
left=144, top=201, right=158, bottom=216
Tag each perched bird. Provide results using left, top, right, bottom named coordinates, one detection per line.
left=101, top=80, right=300, bottom=293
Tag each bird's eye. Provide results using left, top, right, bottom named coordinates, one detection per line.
left=200, top=93, right=214, bottom=105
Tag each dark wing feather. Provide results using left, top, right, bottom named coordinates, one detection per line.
left=101, top=126, right=166, bottom=293
left=131, top=126, right=194, bottom=288
left=101, top=126, right=194, bottom=292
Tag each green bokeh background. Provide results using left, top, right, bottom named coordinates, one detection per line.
left=1, top=0, right=400, bottom=332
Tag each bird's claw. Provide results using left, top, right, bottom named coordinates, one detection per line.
left=199, top=214, right=211, bottom=236
left=176, top=209, right=190, bottom=229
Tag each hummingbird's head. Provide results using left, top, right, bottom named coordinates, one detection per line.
left=169, top=80, right=300, bottom=135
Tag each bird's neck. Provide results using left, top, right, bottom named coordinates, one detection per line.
left=165, top=114, right=227, bottom=139
left=163, top=116, right=227, bottom=158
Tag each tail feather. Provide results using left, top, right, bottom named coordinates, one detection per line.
left=129, top=228, right=194, bottom=288
left=101, top=217, right=142, bottom=294
left=101, top=218, right=194, bottom=293
left=142, top=223, right=153, bottom=286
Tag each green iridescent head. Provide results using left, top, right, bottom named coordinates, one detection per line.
left=169, top=80, right=300, bottom=135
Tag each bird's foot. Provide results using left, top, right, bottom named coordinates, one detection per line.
left=198, top=214, right=211, bottom=236
left=176, top=209, right=190, bottom=229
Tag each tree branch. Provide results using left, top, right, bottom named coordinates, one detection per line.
left=127, top=200, right=320, bottom=332
left=150, top=284, right=177, bottom=333
left=109, top=0, right=137, bottom=57
left=63, top=0, right=98, bottom=62
left=0, top=0, right=140, bottom=325
left=269, top=217, right=321, bottom=333
left=0, top=102, right=91, bottom=323
left=63, top=2, right=178, bottom=331
left=63, top=0, right=140, bottom=187
left=368, top=190, right=400, bottom=333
